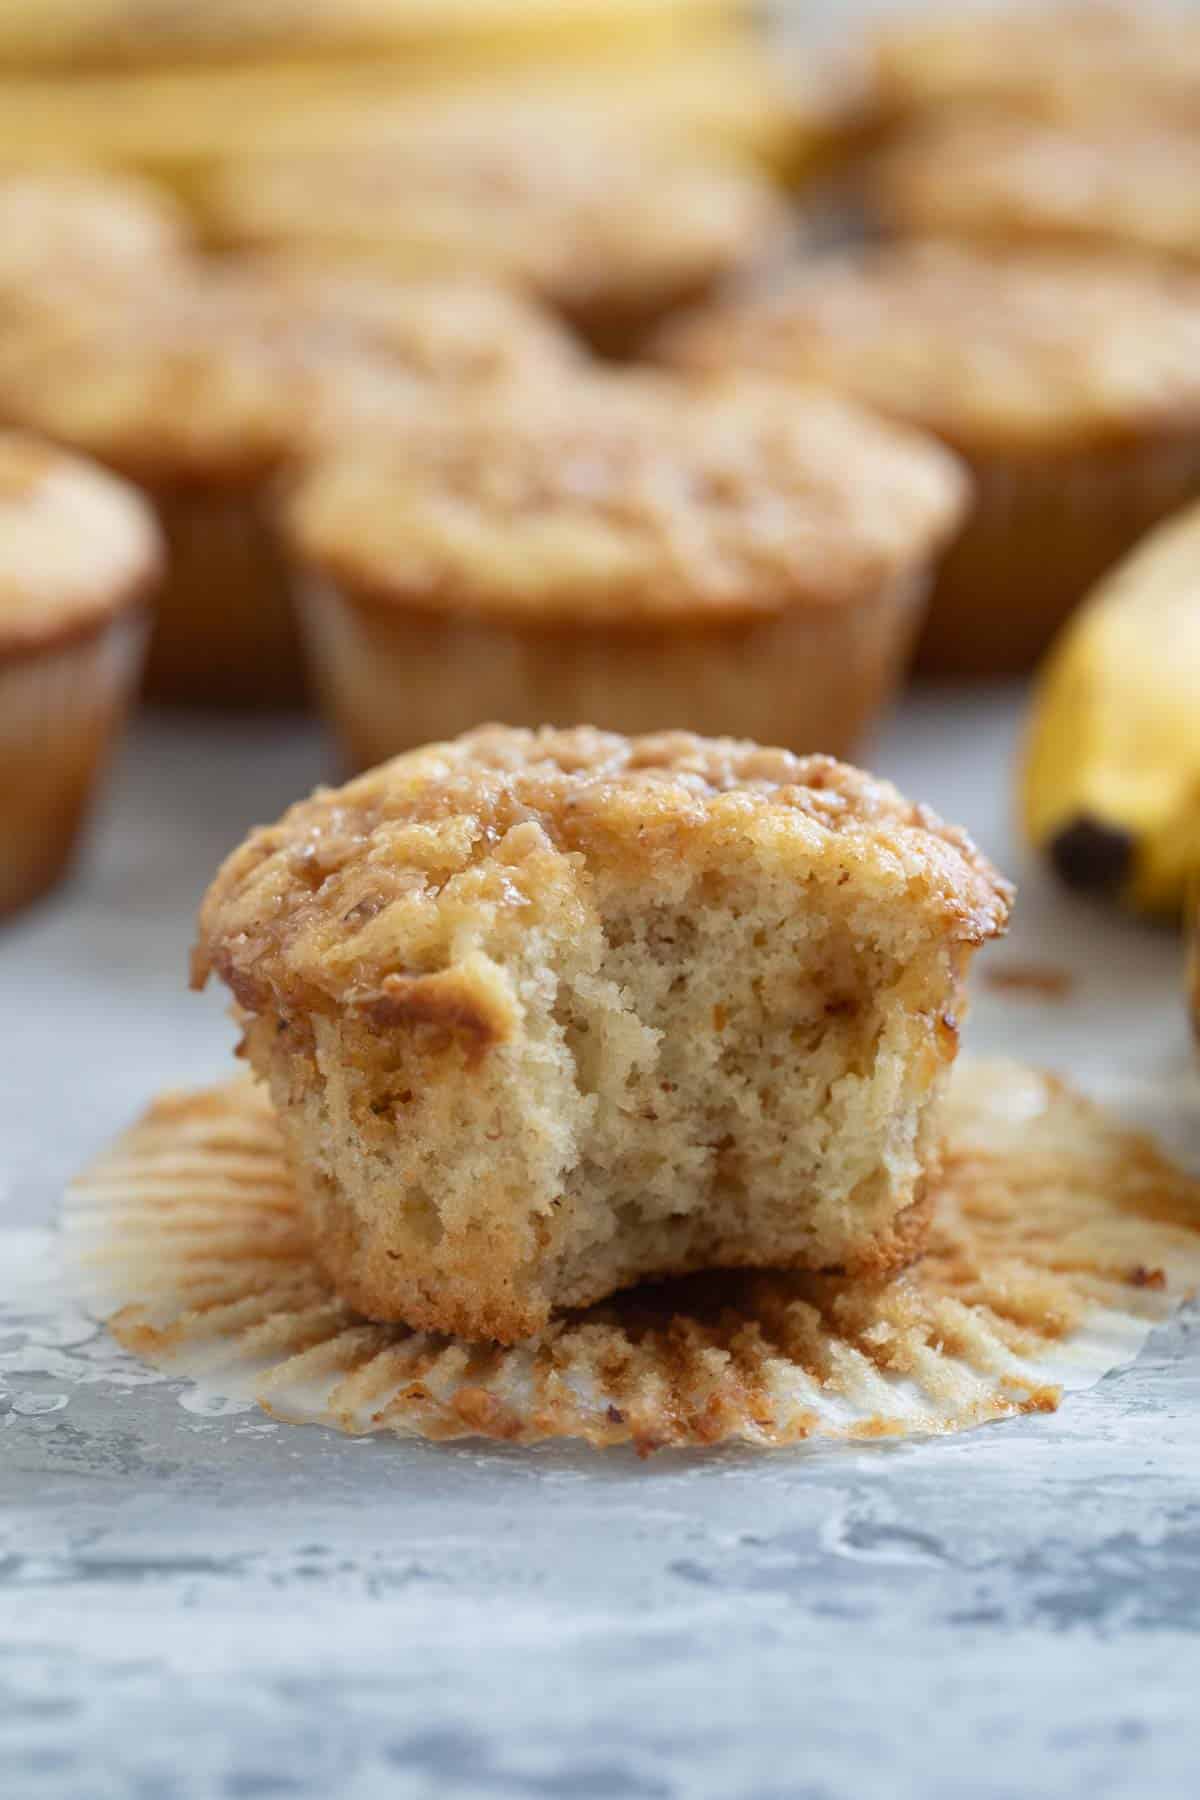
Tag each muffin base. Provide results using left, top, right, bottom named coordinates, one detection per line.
left=298, top=568, right=929, bottom=770
left=920, top=432, right=1200, bottom=675
left=64, top=1061, right=1200, bottom=1451
left=0, top=610, right=146, bottom=918
left=145, top=485, right=307, bottom=709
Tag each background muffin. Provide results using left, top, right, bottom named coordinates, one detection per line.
left=0, top=260, right=578, bottom=706
left=193, top=724, right=1011, bottom=1342
left=0, top=432, right=160, bottom=917
left=0, top=168, right=192, bottom=300
left=870, top=3, right=1200, bottom=133
left=283, top=367, right=968, bottom=766
left=658, top=240, right=1200, bottom=673
left=871, top=115, right=1200, bottom=267
left=203, top=103, right=790, bottom=353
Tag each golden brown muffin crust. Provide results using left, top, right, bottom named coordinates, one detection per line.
left=0, top=271, right=321, bottom=484
left=872, top=2, right=1200, bottom=130
left=873, top=115, right=1200, bottom=263
left=0, top=170, right=191, bottom=291
left=235, top=259, right=580, bottom=389
left=283, top=370, right=969, bottom=625
left=0, top=431, right=162, bottom=658
left=658, top=241, right=1200, bottom=455
left=0, top=262, right=576, bottom=484
left=193, top=723, right=1014, bottom=1021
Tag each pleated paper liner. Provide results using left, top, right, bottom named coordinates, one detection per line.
left=63, top=1061, right=1200, bottom=1454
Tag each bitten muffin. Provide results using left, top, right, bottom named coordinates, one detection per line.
left=203, top=104, right=790, bottom=352
left=871, top=115, right=1200, bottom=267
left=0, top=264, right=577, bottom=706
left=281, top=368, right=967, bottom=766
left=0, top=433, right=160, bottom=917
left=192, top=724, right=1012, bottom=1342
left=658, top=241, right=1200, bottom=673
left=871, top=3, right=1200, bottom=132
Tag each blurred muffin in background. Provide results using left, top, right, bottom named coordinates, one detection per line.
left=871, top=3, right=1200, bottom=132
left=0, top=0, right=744, bottom=69
left=0, top=262, right=578, bottom=706
left=204, top=106, right=791, bottom=353
left=658, top=240, right=1200, bottom=674
left=281, top=367, right=968, bottom=769
left=871, top=115, right=1200, bottom=267
left=0, top=169, right=192, bottom=303
left=235, top=259, right=583, bottom=417
left=0, top=432, right=160, bottom=918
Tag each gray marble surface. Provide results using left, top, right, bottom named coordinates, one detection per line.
left=3, top=691, right=1200, bottom=1800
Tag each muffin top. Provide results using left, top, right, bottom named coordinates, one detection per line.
left=873, top=116, right=1200, bottom=262
left=0, top=432, right=161, bottom=657
left=0, top=262, right=576, bottom=483
left=206, top=104, right=788, bottom=323
left=193, top=724, right=1013, bottom=1018
left=872, top=3, right=1200, bottom=129
left=658, top=241, right=1200, bottom=454
left=0, top=270, right=317, bottom=483
left=238, top=260, right=581, bottom=428
left=283, top=369, right=968, bottom=625
left=0, top=170, right=191, bottom=293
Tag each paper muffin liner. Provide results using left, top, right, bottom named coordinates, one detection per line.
left=145, top=486, right=306, bottom=709
left=296, top=566, right=928, bottom=773
left=0, top=610, right=146, bottom=918
left=62, top=1060, right=1200, bottom=1454
left=921, top=431, right=1200, bottom=674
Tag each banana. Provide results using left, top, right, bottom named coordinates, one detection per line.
left=1021, top=498, right=1200, bottom=917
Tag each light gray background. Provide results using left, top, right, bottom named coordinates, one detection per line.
left=3, top=691, right=1200, bottom=1800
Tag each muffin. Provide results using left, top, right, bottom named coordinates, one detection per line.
left=0, top=264, right=577, bottom=707
left=234, top=259, right=582, bottom=414
left=658, top=241, right=1200, bottom=673
left=192, top=724, right=1012, bottom=1342
left=871, top=3, right=1200, bottom=132
left=0, top=169, right=192, bottom=301
left=872, top=115, right=1200, bottom=267
left=203, top=104, right=790, bottom=352
left=0, top=0, right=741, bottom=69
left=0, top=433, right=160, bottom=917
left=282, top=368, right=968, bottom=767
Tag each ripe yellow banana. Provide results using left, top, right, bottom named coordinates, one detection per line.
left=1021, top=498, right=1200, bottom=917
